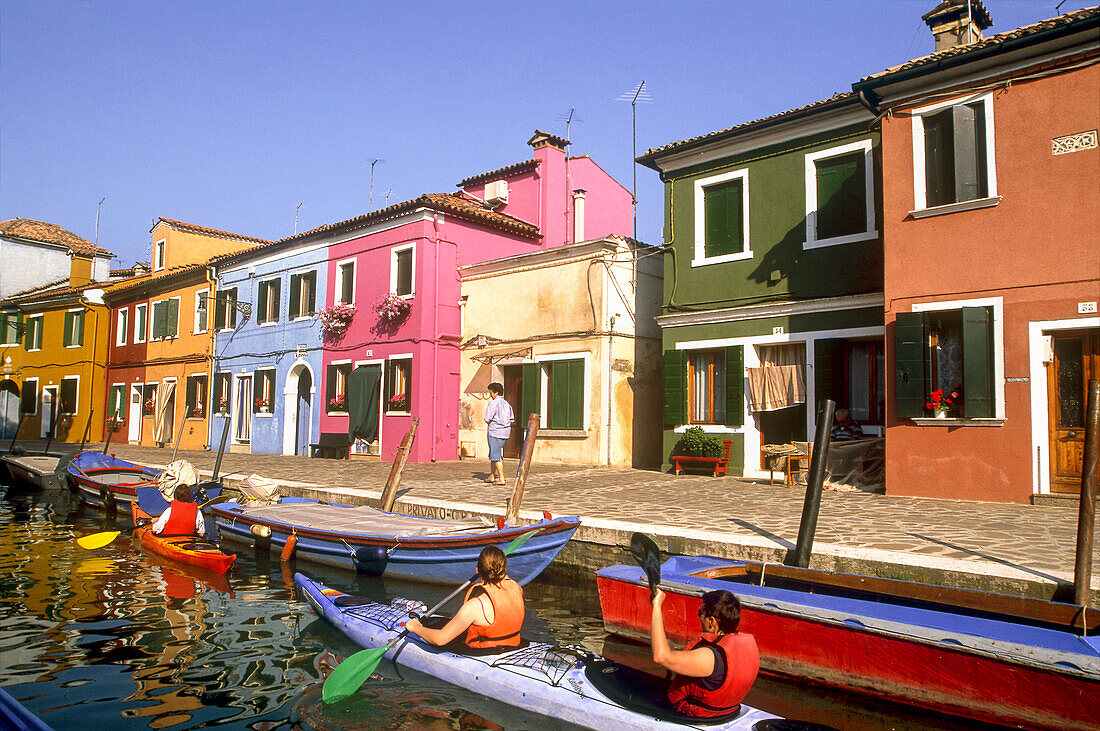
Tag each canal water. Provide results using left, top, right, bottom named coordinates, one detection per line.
left=0, top=479, right=1009, bottom=731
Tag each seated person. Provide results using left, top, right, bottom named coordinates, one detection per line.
left=406, top=545, right=524, bottom=650
left=830, top=408, right=865, bottom=441
left=151, top=484, right=206, bottom=536
left=651, top=588, right=759, bottom=718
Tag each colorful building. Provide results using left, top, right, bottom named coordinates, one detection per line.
left=0, top=218, right=113, bottom=299
left=854, top=3, right=1100, bottom=503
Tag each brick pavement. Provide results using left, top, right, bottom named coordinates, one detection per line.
left=53, top=441, right=1100, bottom=605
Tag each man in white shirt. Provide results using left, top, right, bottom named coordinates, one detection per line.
left=482, top=382, right=514, bottom=485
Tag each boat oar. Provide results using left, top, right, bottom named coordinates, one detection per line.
left=76, top=531, right=121, bottom=550
left=322, top=527, right=541, bottom=704
left=629, top=532, right=662, bottom=600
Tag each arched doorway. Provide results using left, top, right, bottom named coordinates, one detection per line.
left=0, top=380, right=18, bottom=441
left=282, top=360, right=315, bottom=456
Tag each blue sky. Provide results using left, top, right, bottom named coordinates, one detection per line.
left=1, top=1, right=1089, bottom=267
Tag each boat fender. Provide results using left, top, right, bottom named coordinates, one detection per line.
left=66, top=474, right=79, bottom=495
left=99, top=486, right=116, bottom=513
left=250, top=523, right=272, bottom=552
left=353, top=545, right=389, bottom=576
left=497, top=516, right=506, bottom=530
left=280, top=533, right=298, bottom=563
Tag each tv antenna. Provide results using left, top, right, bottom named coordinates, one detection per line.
left=557, top=107, right=582, bottom=145
left=369, top=158, right=385, bottom=213
left=95, top=197, right=106, bottom=245
left=295, top=202, right=303, bottom=234
left=617, top=80, right=652, bottom=241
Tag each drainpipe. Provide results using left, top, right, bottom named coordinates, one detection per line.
left=857, top=89, right=881, bottom=118
left=205, top=265, right=217, bottom=449
left=607, top=312, right=614, bottom=467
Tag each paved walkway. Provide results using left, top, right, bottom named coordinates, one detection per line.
left=55, top=442, right=1100, bottom=604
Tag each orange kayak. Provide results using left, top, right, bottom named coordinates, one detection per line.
left=133, top=505, right=236, bottom=574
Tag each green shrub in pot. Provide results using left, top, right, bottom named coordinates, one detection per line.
left=675, top=426, right=726, bottom=457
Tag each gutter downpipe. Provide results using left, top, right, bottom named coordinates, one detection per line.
left=857, top=89, right=882, bottom=118
left=205, top=265, right=217, bottom=450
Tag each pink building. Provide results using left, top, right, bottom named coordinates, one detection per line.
left=313, top=131, right=632, bottom=462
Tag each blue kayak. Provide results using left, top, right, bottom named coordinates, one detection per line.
left=296, top=572, right=782, bottom=730
left=0, top=687, right=53, bottom=731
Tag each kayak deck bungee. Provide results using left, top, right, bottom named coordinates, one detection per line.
left=296, top=572, right=781, bottom=730
left=133, top=506, right=236, bottom=574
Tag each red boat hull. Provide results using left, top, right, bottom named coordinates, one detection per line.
left=597, top=574, right=1099, bottom=731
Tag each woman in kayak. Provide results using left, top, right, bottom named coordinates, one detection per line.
left=406, top=545, right=524, bottom=650
left=651, top=587, right=760, bottom=718
left=151, top=485, right=206, bottom=536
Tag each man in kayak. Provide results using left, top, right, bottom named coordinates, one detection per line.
left=150, top=484, right=206, bottom=536
left=651, top=587, right=760, bottom=718
left=405, top=545, right=524, bottom=650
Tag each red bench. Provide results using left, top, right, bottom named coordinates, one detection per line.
left=671, top=439, right=733, bottom=477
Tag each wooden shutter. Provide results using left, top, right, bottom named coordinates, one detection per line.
left=60, top=379, right=77, bottom=413
left=894, top=312, right=928, bottom=418
left=341, top=264, right=354, bottom=303
left=953, top=104, right=982, bottom=203
left=257, top=283, right=269, bottom=323
left=326, top=365, right=338, bottom=406
left=703, top=180, right=742, bottom=258
left=23, top=317, right=33, bottom=349
left=152, top=302, right=166, bottom=339
left=549, top=359, right=584, bottom=430
left=215, top=292, right=227, bottom=329
left=923, top=110, right=955, bottom=207
left=20, top=381, right=36, bottom=413
left=396, top=250, right=413, bottom=295
left=521, top=363, right=541, bottom=423
left=289, top=274, right=301, bottom=318
left=816, top=153, right=865, bottom=240
left=270, top=282, right=280, bottom=323
left=62, top=312, right=74, bottom=347
left=166, top=299, right=179, bottom=337
left=962, top=306, right=994, bottom=418
left=723, top=346, right=744, bottom=427
left=814, top=339, right=844, bottom=409
left=74, top=311, right=84, bottom=345
left=306, top=272, right=316, bottom=314
left=663, top=349, right=687, bottom=427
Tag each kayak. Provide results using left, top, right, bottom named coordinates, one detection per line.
left=0, top=687, right=52, bottom=731
left=295, top=572, right=783, bottom=730
left=133, top=505, right=237, bottom=574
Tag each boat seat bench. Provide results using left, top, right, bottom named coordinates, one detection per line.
left=671, top=440, right=733, bottom=477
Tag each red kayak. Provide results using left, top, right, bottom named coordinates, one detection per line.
left=133, top=506, right=236, bottom=574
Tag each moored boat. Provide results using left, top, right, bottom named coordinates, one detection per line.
left=597, top=554, right=1100, bottom=731
left=295, top=572, right=782, bottom=730
left=132, top=505, right=236, bottom=574
left=65, top=451, right=161, bottom=513
left=212, top=496, right=578, bottom=585
left=0, top=686, right=53, bottom=731
left=0, top=450, right=69, bottom=490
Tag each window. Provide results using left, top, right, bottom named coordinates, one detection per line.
left=184, top=375, right=207, bottom=418
left=326, top=362, right=352, bottom=413
left=24, top=315, right=42, bottom=351
left=253, top=369, right=276, bottom=413
left=805, top=140, right=877, bottom=248
left=59, top=376, right=78, bottom=414
left=142, top=383, right=157, bottom=416
left=385, top=358, right=412, bottom=413
left=20, top=378, right=38, bottom=415
left=116, top=308, right=129, bottom=346
left=0, top=311, right=20, bottom=346
left=289, top=271, right=317, bottom=319
left=336, top=260, right=355, bottom=304
left=391, top=246, right=414, bottom=297
left=108, top=385, right=126, bottom=420
left=214, top=288, right=238, bottom=330
left=151, top=298, right=180, bottom=340
left=154, top=239, right=166, bottom=270
left=912, top=92, right=997, bottom=213
left=546, top=358, right=584, bottom=429
left=194, top=291, right=208, bottom=334
left=63, top=309, right=85, bottom=347
left=694, top=169, right=750, bottom=265
left=688, top=351, right=726, bottom=424
left=212, top=372, right=231, bottom=415
left=895, top=304, right=999, bottom=419
left=663, top=348, right=743, bottom=428
left=134, top=303, right=148, bottom=343
left=257, top=279, right=280, bottom=325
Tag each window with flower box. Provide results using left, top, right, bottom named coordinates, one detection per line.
left=253, top=369, right=276, bottom=414
left=391, top=245, right=414, bottom=297
left=186, top=375, right=208, bottom=419
left=663, top=348, right=744, bottom=428
left=326, top=362, right=352, bottom=413
left=385, top=358, right=411, bottom=413
left=212, top=372, right=231, bottom=415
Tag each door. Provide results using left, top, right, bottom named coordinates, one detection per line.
left=0, top=381, right=17, bottom=441
left=295, top=369, right=312, bottom=456
left=128, top=385, right=142, bottom=442
left=1048, top=329, right=1100, bottom=494
left=501, top=365, right=523, bottom=459
left=41, top=387, right=57, bottom=438
left=234, top=375, right=252, bottom=443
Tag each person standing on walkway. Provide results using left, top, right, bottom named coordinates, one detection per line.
left=483, top=382, right=514, bottom=485
left=651, top=588, right=759, bottom=718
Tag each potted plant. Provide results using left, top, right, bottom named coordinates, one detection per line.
left=374, top=293, right=411, bottom=322
left=318, top=303, right=356, bottom=337
left=216, top=397, right=229, bottom=416
left=191, top=404, right=205, bottom=418
left=675, top=426, right=726, bottom=458
left=254, top=397, right=270, bottom=414
left=105, top=416, right=123, bottom=433
left=925, top=384, right=961, bottom=419
left=388, top=392, right=408, bottom=411
left=328, top=394, right=347, bottom=412
left=143, top=397, right=155, bottom=416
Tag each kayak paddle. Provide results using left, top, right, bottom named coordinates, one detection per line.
left=322, top=526, right=541, bottom=704
left=629, top=532, right=662, bottom=600
left=76, top=531, right=121, bottom=550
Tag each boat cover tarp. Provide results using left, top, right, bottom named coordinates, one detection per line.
left=231, top=501, right=493, bottom=538
left=157, top=460, right=199, bottom=499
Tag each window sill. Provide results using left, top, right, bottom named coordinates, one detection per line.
left=911, top=417, right=1005, bottom=427
left=673, top=425, right=741, bottom=434
left=540, top=429, right=588, bottom=438
left=909, top=196, right=1001, bottom=219
left=258, top=321, right=278, bottom=328
left=691, top=250, right=753, bottom=267
left=254, top=413, right=274, bottom=418
left=802, top=229, right=879, bottom=250
left=0, top=343, right=18, bottom=348
left=384, top=410, right=412, bottom=417
left=292, top=315, right=314, bottom=322
left=326, top=411, right=349, bottom=417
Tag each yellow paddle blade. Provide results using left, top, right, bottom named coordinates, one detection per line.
left=77, top=531, right=121, bottom=550
left=75, top=558, right=118, bottom=575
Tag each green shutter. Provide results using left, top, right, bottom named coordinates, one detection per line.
left=289, top=275, right=301, bottom=318
left=724, top=346, right=743, bottom=427
left=962, top=306, right=994, bottom=418
left=663, top=349, right=687, bottom=427
left=271, top=282, right=280, bottom=323
left=20, top=381, right=36, bottom=413
left=74, top=311, right=84, bottom=346
left=703, top=180, right=742, bottom=258
left=23, top=317, right=33, bottom=349
left=816, top=152, right=865, bottom=240
left=151, top=302, right=165, bottom=339
left=551, top=359, right=584, bottom=430
left=306, top=272, right=316, bottom=314
left=167, top=299, right=179, bottom=337
left=521, top=363, right=541, bottom=423
left=814, top=339, right=844, bottom=408
left=215, top=291, right=227, bottom=329
left=62, top=312, right=73, bottom=347
left=895, top=312, right=928, bottom=418
left=258, top=282, right=268, bottom=322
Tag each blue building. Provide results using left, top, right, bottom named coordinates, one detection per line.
left=210, top=240, right=327, bottom=455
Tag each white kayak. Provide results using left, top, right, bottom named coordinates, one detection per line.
left=296, top=572, right=788, bottom=731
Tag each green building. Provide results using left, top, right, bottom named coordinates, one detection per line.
left=639, top=92, right=883, bottom=476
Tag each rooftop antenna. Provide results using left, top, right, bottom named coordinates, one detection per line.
left=557, top=107, right=582, bottom=145
left=617, top=80, right=652, bottom=241
left=385, top=189, right=393, bottom=206
left=369, top=158, right=384, bottom=213
left=295, top=202, right=303, bottom=234
left=95, top=197, right=106, bottom=245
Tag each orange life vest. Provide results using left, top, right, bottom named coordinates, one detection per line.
left=462, top=578, right=524, bottom=649
left=667, top=631, right=759, bottom=718
left=162, top=500, right=200, bottom=536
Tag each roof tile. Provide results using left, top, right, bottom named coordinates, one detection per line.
left=0, top=217, right=114, bottom=257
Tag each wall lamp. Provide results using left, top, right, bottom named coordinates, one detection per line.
left=196, top=292, right=253, bottom=319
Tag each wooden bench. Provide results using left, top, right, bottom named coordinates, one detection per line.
left=310, top=433, right=351, bottom=460
left=672, top=439, right=733, bottom=477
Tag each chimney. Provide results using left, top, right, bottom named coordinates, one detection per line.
left=69, top=252, right=93, bottom=288
left=923, top=0, right=992, bottom=52
left=573, top=190, right=586, bottom=243
left=528, top=130, right=570, bottom=245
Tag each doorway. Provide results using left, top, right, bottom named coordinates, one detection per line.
left=41, top=387, right=58, bottom=439
left=295, top=368, right=312, bottom=455
left=1047, top=329, right=1100, bottom=494
left=0, top=380, right=17, bottom=441
left=234, top=375, right=252, bottom=444
left=501, top=365, right=524, bottom=459
left=129, top=384, right=143, bottom=443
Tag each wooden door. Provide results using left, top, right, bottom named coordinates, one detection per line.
left=1048, top=329, right=1100, bottom=494
left=501, top=366, right=523, bottom=459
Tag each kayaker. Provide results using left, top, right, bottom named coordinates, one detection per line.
left=651, top=587, right=760, bottom=718
left=150, top=484, right=206, bottom=536
left=406, top=545, right=524, bottom=650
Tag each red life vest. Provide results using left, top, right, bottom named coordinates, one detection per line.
left=667, top=631, right=759, bottom=718
left=162, top=500, right=199, bottom=536
left=462, top=578, right=524, bottom=649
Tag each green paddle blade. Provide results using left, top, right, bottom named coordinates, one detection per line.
left=502, top=526, right=539, bottom=556
left=76, top=531, right=121, bottom=550
left=322, top=645, right=389, bottom=704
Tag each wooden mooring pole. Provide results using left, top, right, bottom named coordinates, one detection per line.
left=78, top=409, right=94, bottom=452
left=1074, top=379, right=1099, bottom=608
left=789, top=399, right=835, bottom=569
left=379, top=417, right=419, bottom=512
left=505, top=413, right=541, bottom=525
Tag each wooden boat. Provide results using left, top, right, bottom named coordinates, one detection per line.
left=211, top=496, right=579, bottom=585
left=596, top=554, right=1100, bottom=731
left=65, top=451, right=161, bottom=514
left=132, top=505, right=236, bottom=574
left=0, top=450, right=70, bottom=490
left=296, top=572, right=782, bottom=730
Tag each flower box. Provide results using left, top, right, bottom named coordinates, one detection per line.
left=375, top=293, right=411, bottom=322
left=319, top=303, right=356, bottom=337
